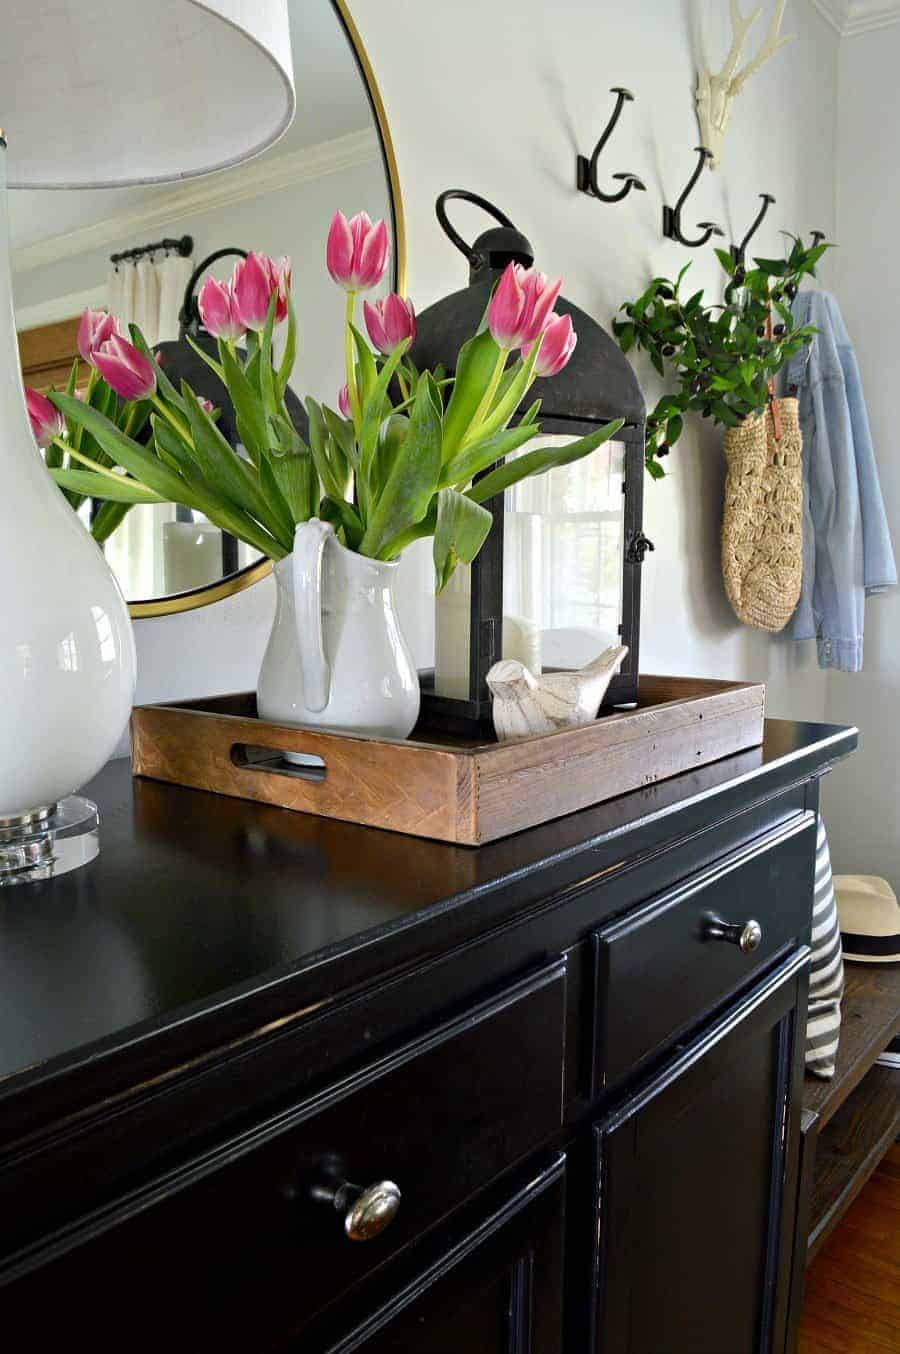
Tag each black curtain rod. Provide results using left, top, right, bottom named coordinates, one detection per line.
left=110, top=234, right=193, bottom=266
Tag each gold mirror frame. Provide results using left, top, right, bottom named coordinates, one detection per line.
left=130, top=0, right=406, bottom=619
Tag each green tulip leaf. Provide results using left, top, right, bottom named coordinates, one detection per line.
left=432, top=488, right=493, bottom=593
left=359, top=370, right=442, bottom=560
left=90, top=500, right=133, bottom=544
left=467, top=418, right=624, bottom=504
left=440, top=329, right=504, bottom=463
left=440, top=421, right=540, bottom=491
left=219, top=340, right=270, bottom=465
left=182, top=383, right=284, bottom=542
left=50, top=468, right=164, bottom=503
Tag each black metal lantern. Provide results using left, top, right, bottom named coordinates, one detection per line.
left=412, top=191, right=649, bottom=736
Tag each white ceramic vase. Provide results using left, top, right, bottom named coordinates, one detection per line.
left=0, top=143, right=136, bottom=820
left=257, top=519, right=420, bottom=741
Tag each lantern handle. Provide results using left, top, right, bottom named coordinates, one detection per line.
left=435, top=190, right=518, bottom=266
left=179, top=247, right=249, bottom=337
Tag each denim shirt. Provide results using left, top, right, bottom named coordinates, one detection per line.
left=786, top=292, right=896, bottom=671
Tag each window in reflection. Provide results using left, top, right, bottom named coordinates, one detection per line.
left=503, top=437, right=626, bottom=672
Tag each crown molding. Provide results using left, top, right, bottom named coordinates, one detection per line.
left=810, top=0, right=900, bottom=35
left=13, top=127, right=380, bottom=275
left=810, top=0, right=851, bottom=32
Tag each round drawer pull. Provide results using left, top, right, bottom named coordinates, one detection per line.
left=344, top=1181, right=402, bottom=1242
left=704, top=913, right=763, bottom=954
left=310, top=1173, right=402, bottom=1242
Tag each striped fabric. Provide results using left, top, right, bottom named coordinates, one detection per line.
left=806, top=816, right=844, bottom=1079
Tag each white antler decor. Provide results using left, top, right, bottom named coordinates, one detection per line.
left=696, top=1, right=795, bottom=169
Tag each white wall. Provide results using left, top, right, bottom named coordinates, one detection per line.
left=346, top=0, right=840, bottom=722
left=14, top=2, right=850, bottom=730
left=820, top=25, right=900, bottom=886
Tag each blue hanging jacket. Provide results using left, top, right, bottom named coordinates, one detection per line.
left=786, top=291, right=896, bottom=671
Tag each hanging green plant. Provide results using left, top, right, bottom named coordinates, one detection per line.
left=613, top=235, right=831, bottom=478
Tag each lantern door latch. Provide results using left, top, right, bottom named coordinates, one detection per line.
left=626, top=530, right=655, bottom=565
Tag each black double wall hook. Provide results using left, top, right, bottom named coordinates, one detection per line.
left=662, top=147, right=724, bottom=248
left=576, top=87, right=646, bottom=203
left=809, top=229, right=826, bottom=249
left=731, top=193, right=776, bottom=267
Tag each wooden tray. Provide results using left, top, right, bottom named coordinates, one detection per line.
left=130, top=676, right=765, bottom=846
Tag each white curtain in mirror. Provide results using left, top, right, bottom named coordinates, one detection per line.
left=104, top=252, right=193, bottom=599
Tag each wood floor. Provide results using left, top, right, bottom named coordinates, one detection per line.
left=798, top=1141, right=900, bottom=1353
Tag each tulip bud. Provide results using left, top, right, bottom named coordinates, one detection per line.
left=486, top=262, right=525, bottom=349
left=487, top=263, right=562, bottom=351
left=77, top=308, right=121, bottom=365
left=338, top=384, right=352, bottom=419
left=326, top=210, right=390, bottom=292
left=528, top=312, right=577, bottom=378
left=517, top=269, right=562, bottom=347
left=25, top=387, right=65, bottom=448
left=363, top=294, right=416, bottom=354
left=198, top=276, right=245, bottom=341
left=93, top=336, right=157, bottom=402
left=231, top=252, right=278, bottom=333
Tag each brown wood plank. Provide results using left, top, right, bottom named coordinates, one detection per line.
left=799, top=1147, right=900, bottom=1350
left=131, top=705, right=469, bottom=842
left=803, top=964, right=900, bottom=1129
left=472, top=686, right=764, bottom=842
left=802, top=1276, right=900, bottom=1350
left=807, top=1064, right=899, bottom=1262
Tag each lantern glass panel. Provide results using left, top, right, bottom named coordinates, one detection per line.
left=502, top=436, right=626, bottom=673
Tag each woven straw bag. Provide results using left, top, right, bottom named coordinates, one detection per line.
left=721, top=396, right=803, bottom=632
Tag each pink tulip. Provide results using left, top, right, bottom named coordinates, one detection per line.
left=198, top=276, right=245, bottom=341
left=77, top=308, right=120, bottom=364
left=486, top=263, right=525, bottom=348
left=25, top=387, right=64, bottom=448
left=93, top=335, right=157, bottom=401
left=487, top=263, right=562, bottom=351
left=528, top=312, right=577, bottom=378
left=231, top=252, right=277, bottom=332
left=198, top=397, right=216, bottom=416
left=338, top=384, right=351, bottom=419
left=363, top=294, right=416, bottom=354
left=518, top=269, right=562, bottom=346
left=326, top=210, right=390, bottom=292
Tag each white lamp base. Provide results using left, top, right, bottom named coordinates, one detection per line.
left=0, top=796, right=100, bottom=887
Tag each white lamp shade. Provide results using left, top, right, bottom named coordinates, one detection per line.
left=2, top=0, right=295, bottom=188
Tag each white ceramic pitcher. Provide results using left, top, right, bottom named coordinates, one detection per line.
left=257, top=519, right=420, bottom=741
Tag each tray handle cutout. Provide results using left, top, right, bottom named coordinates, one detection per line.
left=231, top=743, right=327, bottom=783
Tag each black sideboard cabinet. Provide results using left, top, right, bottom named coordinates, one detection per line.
left=0, top=719, right=855, bottom=1352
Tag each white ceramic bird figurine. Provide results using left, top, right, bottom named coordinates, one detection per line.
left=486, top=645, right=629, bottom=742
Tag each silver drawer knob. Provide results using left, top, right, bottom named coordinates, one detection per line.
left=704, top=913, right=763, bottom=954
left=310, top=1173, right=402, bottom=1242
left=344, top=1181, right=402, bottom=1242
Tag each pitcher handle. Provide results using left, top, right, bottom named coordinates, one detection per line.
left=292, top=518, right=333, bottom=713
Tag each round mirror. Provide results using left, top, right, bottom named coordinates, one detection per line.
left=11, top=0, right=404, bottom=618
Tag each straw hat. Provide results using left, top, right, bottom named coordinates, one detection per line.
left=833, top=875, right=900, bottom=963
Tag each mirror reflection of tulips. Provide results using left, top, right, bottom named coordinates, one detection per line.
left=34, top=211, right=622, bottom=593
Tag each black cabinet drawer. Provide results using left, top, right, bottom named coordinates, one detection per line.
left=315, top=1155, right=566, bottom=1353
left=1, top=963, right=566, bottom=1351
left=592, top=814, right=815, bottom=1090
